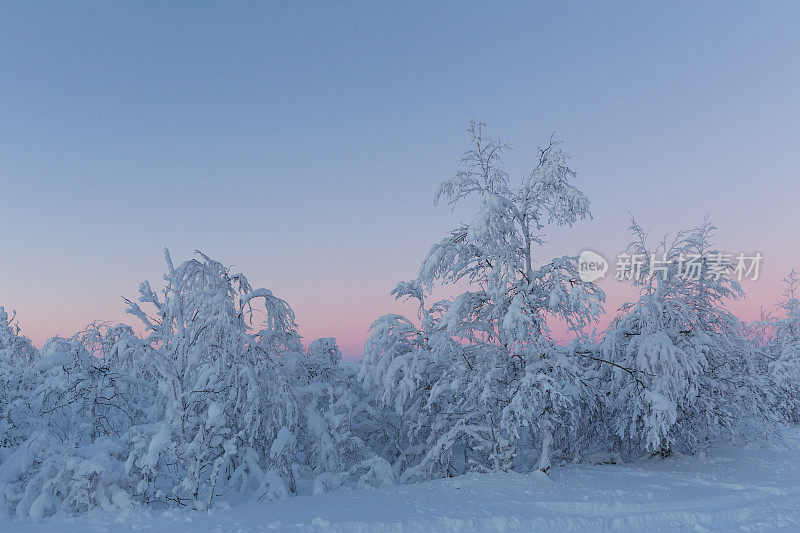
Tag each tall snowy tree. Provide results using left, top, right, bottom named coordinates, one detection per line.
left=362, top=121, right=605, bottom=479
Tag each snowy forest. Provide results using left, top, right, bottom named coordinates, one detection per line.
left=1, top=123, right=798, bottom=521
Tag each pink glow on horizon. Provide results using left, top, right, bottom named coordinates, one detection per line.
left=12, top=273, right=791, bottom=361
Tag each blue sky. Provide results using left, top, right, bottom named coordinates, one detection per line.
left=1, top=1, right=799, bottom=357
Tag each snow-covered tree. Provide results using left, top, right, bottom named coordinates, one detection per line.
left=0, top=307, right=37, bottom=366
left=0, top=308, right=38, bottom=451
left=116, top=249, right=388, bottom=509
left=0, top=320, right=147, bottom=518
left=362, top=121, right=605, bottom=479
left=281, top=338, right=393, bottom=495
left=117, top=249, right=302, bottom=508
left=601, top=217, right=770, bottom=456
left=766, top=270, right=800, bottom=424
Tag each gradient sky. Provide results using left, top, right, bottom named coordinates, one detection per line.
left=1, top=1, right=799, bottom=358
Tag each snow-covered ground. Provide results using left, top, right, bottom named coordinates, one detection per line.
left=3, top=429, right=799, bottom=532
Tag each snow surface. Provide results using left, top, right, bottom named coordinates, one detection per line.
left=3, top=429, right=799, bottom=532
